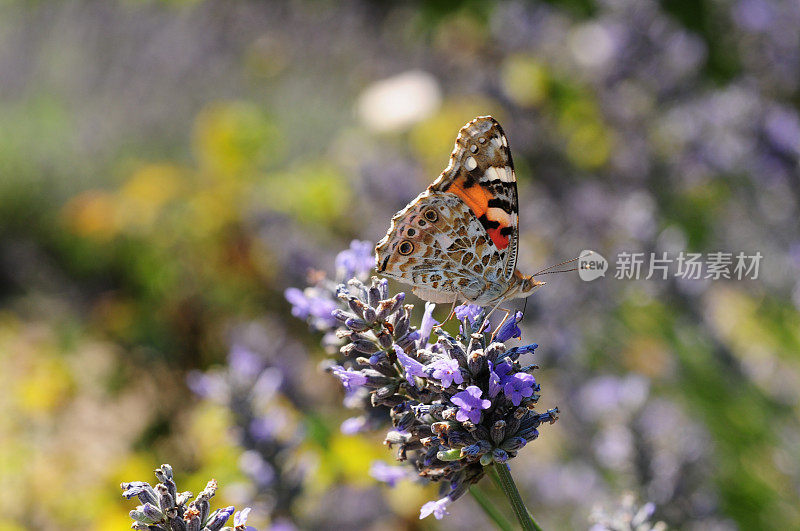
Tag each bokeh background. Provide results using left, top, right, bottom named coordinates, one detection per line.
left=1, top=0, right=799, bottom=529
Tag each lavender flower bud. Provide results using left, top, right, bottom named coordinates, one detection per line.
left=368, top=285, right=381, bottom=307
left=500, top=437, right=527, bottom=452
left=131, top=503, right=164, bottom=524
left=467, top=349, right=486, bottom=375
left=467, top=333, right=483, bottom=355
left=156, top=484, right=174, bottom=515
left=492, top=448, right=509, bottom=463
left=205, top=506, right=235, bottom=531
left=376, top=331, right=393, bottom=349
left=517, top=427, right=539, bottom=441
left=185, top=510, right=201, bottom=531
left=393, top=314, right=410, bottom=337
left=346, top=297, right=366, bottom=315
left=490, top=420, right=506, bottom=445
left=331, top=308, right=353, bottom=322
left=120, top=482, right=159, bottom=506
left=345, top=317, right=370, bottom=331
left=376, top=293, right=405, bottom=320
left=363, top=306, right=377, bottom=323
left=484, top=342, right=506, bottom=363
left=372, top=392, right=405, bottom=407
left=352, top=339, right=379, bottom=354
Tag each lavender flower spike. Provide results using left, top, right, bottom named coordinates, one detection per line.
left=121, top=464, right=248, bottom=531
left=335, top=239, right=375, bottom=278
left=287, top=242, right=559, bottom=521
left=370, top=460, right=409, bottom=487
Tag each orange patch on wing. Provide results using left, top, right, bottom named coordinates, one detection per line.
left=487, top=226, right=509, bottom=250
left=450, top=177, right=510, bottom=250
left=450, top=177, right=491, bottom=218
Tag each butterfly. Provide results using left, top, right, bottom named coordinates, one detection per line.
left=375, top=116, right=544, bottom=309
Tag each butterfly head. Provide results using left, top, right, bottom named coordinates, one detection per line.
left=509, top=270, right=546, bottom=300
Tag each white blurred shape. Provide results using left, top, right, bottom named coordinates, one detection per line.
left=569, top=22, right=617, bottom=68
left=357, top=70, right=441, bottom=132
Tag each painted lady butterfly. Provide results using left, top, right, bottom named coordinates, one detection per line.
left=375, top=116, right=544, bottom=308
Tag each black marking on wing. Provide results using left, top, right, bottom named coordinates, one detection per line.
left=477, top=214, right=501, bottom=230
left=487, top=198, right=513, bottom=211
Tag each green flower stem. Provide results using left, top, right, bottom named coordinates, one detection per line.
left=469, top=485, right=514, bottom=531
left=492, top=462, right=543, bottom=531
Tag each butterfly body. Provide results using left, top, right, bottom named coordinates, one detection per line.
left=375, top=116, right=543, bottom=307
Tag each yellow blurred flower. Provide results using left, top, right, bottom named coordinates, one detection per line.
left=261, top=162, right=353, bottom=229
left=501, top=54, right=549, bottom=108
left=117, top=163, right=185, bottom=233
left=193, top=101, right=283, bottom=178
left=61, top=190, right=118, bottom=240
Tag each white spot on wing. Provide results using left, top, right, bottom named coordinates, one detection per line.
left=470, top=144, right=478, bottom=153
left=465, top=157, right=477, bottom=171
left=485, top=165, right=514, bottom=183
left=502, top=135, right=508, bottom=147
left=487, top=207, right=512, bottom=225
left=491, top=136, right=502, bottom=149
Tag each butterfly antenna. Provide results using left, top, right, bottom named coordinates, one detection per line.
left=533, top=255, right=582, bottom=276
left=536, top=267, right=579, bottom=275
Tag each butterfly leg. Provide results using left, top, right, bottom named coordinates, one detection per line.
left=432, top=295, right=461, bottom=331
left=489, top=308, right=516, bottom=342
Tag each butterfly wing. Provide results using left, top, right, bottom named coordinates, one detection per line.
left=429, top=116, right=519, bottom=282
left=375, top=191, right=492, bottom=303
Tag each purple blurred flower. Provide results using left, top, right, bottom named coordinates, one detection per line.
left=504, top=373, right=536, bottom=406
left=341, top=416, right=368, bottom=434
left=419, top=496, right=452, bottom=520
left=765, top=106, right=800, bottom=155
left=186, top=371, right=225, bottom=400
left=451, top=386, right=491, bottom=423
left=370, top=460, right=408, bottom=487
left=268, top=520, right=298, bottom=531
left=229, top=344, right=263, bottom=377
left=495, top=311, right=523, bottom=342
left=249, top=414, right=284, bottom=442
left=428, top=357, right=463, bottom=388
left=240, top=450, right=276, bottom=486
left=284, top=287, right=338, bottom=328
left=335, top=240, right=375, bottom=278
left=395, top=345, right=427, bottom=386
left=331, top=365, right=367, bottom=392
